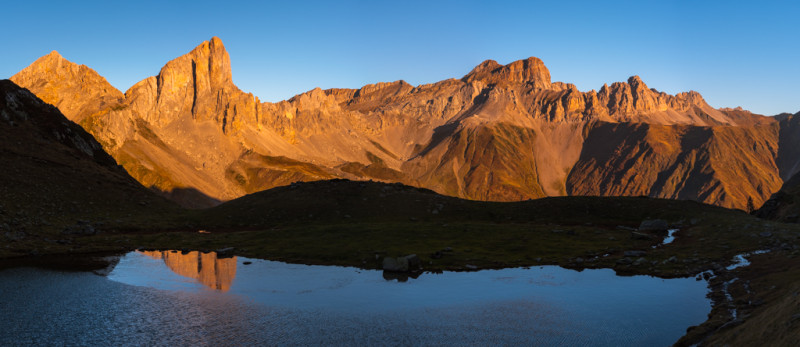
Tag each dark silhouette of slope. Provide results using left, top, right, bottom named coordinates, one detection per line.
left=0, top=80, right=179, bottom=240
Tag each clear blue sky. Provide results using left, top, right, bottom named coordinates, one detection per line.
left=2, top=1, right=798, bottom=115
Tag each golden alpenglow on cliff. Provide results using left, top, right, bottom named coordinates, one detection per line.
left=12, top=38, right=790, bottom=211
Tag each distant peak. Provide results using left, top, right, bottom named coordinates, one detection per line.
left=187, top=36, right=229, bottom=57
left=627, top=75, right=645, bottom=86
left=158, top=36, right=233, bottom=87
left=32, top=50, right=69, bottom=67
left=462, top=56, right=551, bottom=88
left=476, top=59, right=502, bottom=71
left=14, top=49, right=76, bottom=77
left=513, top=56, right=547, bottom=69
left=45, top=50, right=63, bottom=59
left=720, top=106, right=746, bottom=112
left=207, top=36, right=226, bottom=52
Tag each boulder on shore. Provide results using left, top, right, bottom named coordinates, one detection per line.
left=383, top=254, right=421, bottom=272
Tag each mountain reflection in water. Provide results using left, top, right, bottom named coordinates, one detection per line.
left=138, top=251, right=236, bottom=291
left=0, top=252, right=713, bottom=345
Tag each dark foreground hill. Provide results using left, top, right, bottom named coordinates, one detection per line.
left=0, top=80, right=179, bottom=253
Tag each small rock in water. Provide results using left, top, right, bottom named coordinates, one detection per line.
left=243, top=261, right=252, bottom=265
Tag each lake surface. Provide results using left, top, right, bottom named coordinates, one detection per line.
left=0, top=251, right=711, bottom=346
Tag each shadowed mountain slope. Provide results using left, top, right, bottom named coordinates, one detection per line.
left=568, top=122, right=781, bottom=209
left=755, top=112, right=800, bottom=222
left=0, top=80, right=177, bottom=238
left=11, top=37, right=791, bottom=210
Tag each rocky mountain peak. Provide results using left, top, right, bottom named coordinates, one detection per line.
left=10, top=50, right=123, bottom=122
left=17, top=50, right=71, bottom=76
left=720, top=106, right=746, bottom=112
left=22, top=51, right=67, bottom=71
left=124, top=36, right=243, bottom=127
left=626, top=75, right=646, bottom=89
left=463, top=59, right=503, bottom=79
left=675, top=90, right=705, bottom=104
left=462, top=57, right=551, bottom=89
left=292, top=87, right=339, bottom=110
left=43, top=50, right=64, bottom=61
left=158, top=36, right=233, bottom=89
left=506, top=57, right=550, bottom=82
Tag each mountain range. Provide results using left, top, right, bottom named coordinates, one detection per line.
left=11, top=37, right=800, bottom=210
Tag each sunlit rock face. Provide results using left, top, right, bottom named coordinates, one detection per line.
left=10, top=51, right=125, bottom=124
left=11, top=37, right=791, bottom=210
left=139, top=251, right=237, bottom=291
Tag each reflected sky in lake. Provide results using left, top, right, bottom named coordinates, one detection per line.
left=1, top=251, right=712, bottom=346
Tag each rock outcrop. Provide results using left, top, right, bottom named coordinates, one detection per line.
left=11, top=37, right=794, bottom=210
